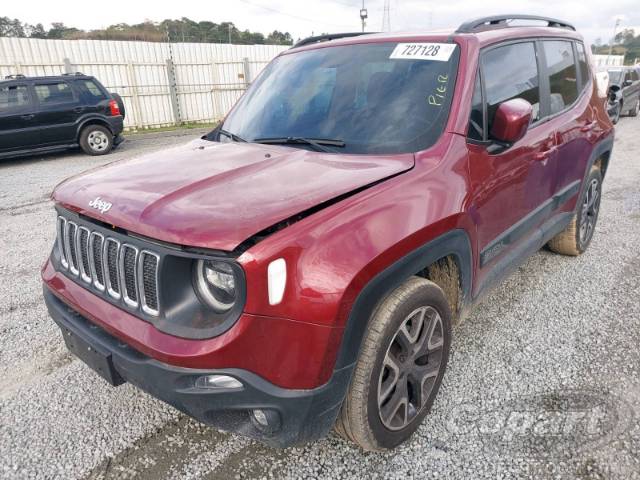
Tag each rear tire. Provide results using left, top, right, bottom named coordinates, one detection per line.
left=80, top=125, right=113, bottom=156
left=335, top=276, right=451, bottom=451
left=547, top=167, right=603, bottom=256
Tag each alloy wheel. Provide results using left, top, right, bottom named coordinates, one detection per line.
left=579, top=177, right=600, bottom=245
left=377, top=306, right=444, bottom=431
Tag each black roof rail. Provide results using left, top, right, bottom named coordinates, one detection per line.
left=4, top=74, right=26, bottom=80
left=456, top=14, right=575, bottom=33
left=292, top=32, right=376, bottom=49
left=62, top=72, right=86, bottom=76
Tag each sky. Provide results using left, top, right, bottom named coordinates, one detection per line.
left=3, top=0, right=639, bottom=45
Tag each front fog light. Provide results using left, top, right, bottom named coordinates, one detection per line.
left=195, top=259, right=238, bottom=312
left=195, top=375, right=243, bottom=390
left=250, top=409, right=281, bottom=433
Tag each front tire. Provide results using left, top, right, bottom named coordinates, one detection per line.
left=80, top=125, right=113, bottom=156
left=547, top=167, right=603, bottom=256
left=629, top=98, right=640, bottom=117
left=335, top=277, right=451, bottom=451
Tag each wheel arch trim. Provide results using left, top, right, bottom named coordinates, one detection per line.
left=584, top=133, right=614, bottom=186
left=333, top=228, right=472, bottom=371
left=77, top=117, right=114, bottom=140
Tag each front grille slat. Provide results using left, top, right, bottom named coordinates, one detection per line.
left=55, top=214, right=162, bottom=317
left=65, top=221, right=79, bottom=275
left=139, top=251, right=160, bottom=316
left=120, top=244, right=139, bottom=307
left=105, top=238, right=121, bottom=299
left=56, top=217, right=68, bottom=268
left=89, top=232, right=105, bottom=291
left=78, top=227, right=91, bottom=283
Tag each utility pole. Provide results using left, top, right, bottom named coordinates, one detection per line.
left=360, top=0, right=368, bottom=32
left=607, top=18, right=621, bottom=65
left=382, top=0, right=391, bottom=32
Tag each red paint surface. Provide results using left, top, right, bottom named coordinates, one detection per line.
left=52, top=140, right=413, bottom=252
left=43, top=259, right=342, bottom=389
left=45, top=27, right=614, bottom=389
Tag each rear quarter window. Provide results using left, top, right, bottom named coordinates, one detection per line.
left=73, top=79, right=107, bottom=102
left=575, top=42, right=591, bottom=91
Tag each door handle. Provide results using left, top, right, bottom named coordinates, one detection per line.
left=20, top=114, right=35, bottom=120
left=580, top=121, right=595, bottom=132
left=533, top=146, right=556, bottom=161
left=73, top=107, right=85, bottom=113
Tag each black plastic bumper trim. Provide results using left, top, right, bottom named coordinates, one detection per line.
left=44, top=286, right=351, bottom=447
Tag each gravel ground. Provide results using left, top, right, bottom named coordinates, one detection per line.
left=1, top=119, right=639, bottom=479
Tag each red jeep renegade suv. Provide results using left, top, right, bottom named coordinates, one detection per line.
left=42, top=15, right=614, bottom=451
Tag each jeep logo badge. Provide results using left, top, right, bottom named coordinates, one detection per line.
left=88, top=196, right=112, bottom=214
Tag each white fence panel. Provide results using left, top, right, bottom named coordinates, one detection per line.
left=0, top=37, right=287, bottom=129
left=592, top=54, right=625, bottom=68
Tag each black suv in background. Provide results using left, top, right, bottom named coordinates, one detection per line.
left=0, top=73, right=125, bottom=160
left=607, top=66, right=640, bottom=123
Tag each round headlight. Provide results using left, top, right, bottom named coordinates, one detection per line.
left=195, top=259, right=237, bottom=312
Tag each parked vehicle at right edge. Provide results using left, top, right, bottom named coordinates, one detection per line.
left=0, top=72, right=124, bottom=159
left=42, top=15, right=614, bottom=452
left=606, top=66, right=640, bottom=122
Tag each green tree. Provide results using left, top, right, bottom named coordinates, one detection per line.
left=266, top=30, right=293, bottom=45
left=47, top=22, right=80, bottom=39
left=0, top=16, right=293, bottom=45
left=27, top=23, right=47, bottom=38
left=0, top=17, right=26, bottom=37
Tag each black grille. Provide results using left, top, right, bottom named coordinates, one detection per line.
left=91, top=235, right=104, bottom=286
left=55, top=214, right=161, bottom=316
left=106, top=240, right=120, bottom=294
left=142, top=253, right=159, bottom=311
left=79, top=228, right=90, bottom=277
left=67, top=223, right=78, bottom=271
left=122, top=246, right=138, bottom=303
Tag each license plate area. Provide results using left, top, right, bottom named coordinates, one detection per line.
left=61, top=326, right=124, bottom=386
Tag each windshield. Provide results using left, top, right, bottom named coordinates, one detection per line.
left=607, top=69, right=623, bottom=85
left=221, top=42, right=460, bottom=154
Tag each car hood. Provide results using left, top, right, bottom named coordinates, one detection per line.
left=53, top=139, right=414, bottom=251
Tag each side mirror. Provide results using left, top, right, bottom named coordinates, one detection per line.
left=623, top=79, right=633, bottom=87
left=490, top=98, right=533, bottom=145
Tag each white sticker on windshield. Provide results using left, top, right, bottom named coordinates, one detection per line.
left=390, top=43, right=456, bottom=62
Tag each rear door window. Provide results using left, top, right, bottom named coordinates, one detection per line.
left=0, top=84, right=31, bottom=112
left=482, top=41, right=540, bottom=132
left=34, top=82, right=75, bottom=105
left=542, top=41, right=578, bottom=115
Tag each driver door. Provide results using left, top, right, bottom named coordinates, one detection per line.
left=466, top=40, right=557, bottom=294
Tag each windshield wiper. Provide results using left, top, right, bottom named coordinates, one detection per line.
left=219, top=128, right=247, bottom=143
left=254, top=136, right=345, bottom=153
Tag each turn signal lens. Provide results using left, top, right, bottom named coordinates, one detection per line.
left=267, top=258, right=287, bottom=305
